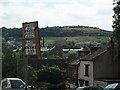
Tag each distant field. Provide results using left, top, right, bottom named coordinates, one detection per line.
left=63, top=27, right=100, bottom=31
left=44, top=36, right=110, bottom=45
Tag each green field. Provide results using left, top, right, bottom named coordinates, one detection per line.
left=63, top=27, right=100, bottom=31
left=44, top=36, right=110, bottom=45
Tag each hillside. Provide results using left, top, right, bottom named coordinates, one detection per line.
left=40, top=26, right=112, bottom=37
left=1, top=25, right=112, bottom=41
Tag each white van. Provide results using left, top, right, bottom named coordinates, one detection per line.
left=0, top=78, right=26, bottom=90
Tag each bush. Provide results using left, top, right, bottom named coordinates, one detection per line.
left=37, top=65, right=62, bottom=84
left=37, top=82, right=66, bottom=89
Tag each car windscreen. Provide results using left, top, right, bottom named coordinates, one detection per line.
left=10, top=80, right=25, bottom=89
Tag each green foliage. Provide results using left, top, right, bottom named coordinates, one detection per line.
left=113, top=1, right=120, bottom=59
left=37, top=65, right=62, bottom=84
left=38, top=82, right=66, bottom=89
left=18, top=60, right=25, bottom=80
left=42, top=51, right=49, bottom=58
left=40, top=26, right=111, bottom=37
left=2, top=27, right=22, bottom=41
left=2, top=45, right=17, bottom=78
left=27, top=66, right=37, bottom=83
left=68, top=53, right=78, bottom=60
left=2, top=43, right=37, bottom=82
left=39, top=65, right=61, bottom=73
left=113, top=1, right=120, bottom=42
left=17, top=59, right=37, bottom=83
left=2, top=26, right=112, bottom=43
left=45, top=36, right=110, bottom=46
left=47, top=43, right=54, bottom=48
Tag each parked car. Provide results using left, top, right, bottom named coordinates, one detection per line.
left=76, top=86, right=103, bottom=90
left=0, top=78, right=40, bottom=90
left=103, top=83, right=120, bottom=90
left=0, top=78, right=25, bottom=90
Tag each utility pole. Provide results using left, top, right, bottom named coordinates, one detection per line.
left=25, top=56, right=28, bottom=90
left=0, top=58, right=2, bottom=82
left=0, top=28, right=2, bottom=82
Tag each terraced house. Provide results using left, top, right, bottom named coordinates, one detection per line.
left=77, top=44, right=120, bottom=88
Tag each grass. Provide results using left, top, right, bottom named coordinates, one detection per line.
left=63, top=28, right=100, bottom=31
left=44, top=36, right=110, bottom=45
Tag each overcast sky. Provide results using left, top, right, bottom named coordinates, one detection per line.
left=0, top=0, right=113, bottom=31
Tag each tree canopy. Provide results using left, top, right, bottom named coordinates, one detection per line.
left=2, top=26, right=112, bottom=42
left=113, top=1, right=120, bottom=59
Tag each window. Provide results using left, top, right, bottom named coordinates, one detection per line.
left=2, top=80, right=7, bottom=89
left=10, top=80, right=25, bottom=89
left=84, top=64, right=89, bottom=76
left=85, top=81, right=89, bottom=86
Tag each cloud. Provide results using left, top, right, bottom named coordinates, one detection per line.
left=0, top=0, right=113, bottom=31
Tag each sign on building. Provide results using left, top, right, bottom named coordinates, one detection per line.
left=22, top=21, right=40, bottom=56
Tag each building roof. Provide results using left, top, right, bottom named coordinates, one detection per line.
left=67, top=59, right=80, bottom=66
left=80, top=46, right=108, bottom=61
left=41, top=48, right=83, bottom=52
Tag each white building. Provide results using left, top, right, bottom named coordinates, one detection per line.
left=78, top=47, right=108, bottom=88
left=78, top=60, right=93, bottom=86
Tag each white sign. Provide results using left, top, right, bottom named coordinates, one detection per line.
left=25, top=24, right=35, bottom=39
left=22, top=21, right=40, bottom=56
left=25, top=40, right=36, bottom=55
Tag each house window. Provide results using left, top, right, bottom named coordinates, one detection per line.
left=84, top=64, right=89, bottom=76
left=85, top=81, right=89, bottom=86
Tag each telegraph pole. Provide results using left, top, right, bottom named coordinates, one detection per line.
left=0, top=28, right=2, bottom=82
left=25, top=56, right=28, bottom=90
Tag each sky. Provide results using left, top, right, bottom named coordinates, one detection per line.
left=0, top=0, right=113, bottom=31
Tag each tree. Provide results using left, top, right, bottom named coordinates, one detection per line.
left=42, top=51, right=48, bottom=58
left=37, top=65, right=62, bottom=84
left=27, top=66, right=37, bottom=83
left=2, top=45, right=17, bottom=78
left=67, top=53, right=78, bottom=61
left=2, top=42, right=37, bottom=83
left=113, top=1, right=120, bottom=59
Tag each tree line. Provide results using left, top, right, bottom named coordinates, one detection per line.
left=1, top=26, right=112, bottom=41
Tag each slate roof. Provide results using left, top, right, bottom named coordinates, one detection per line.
left=67, top=46, right=109, bottom=65
left=80, top=46, right=108, bottom=61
